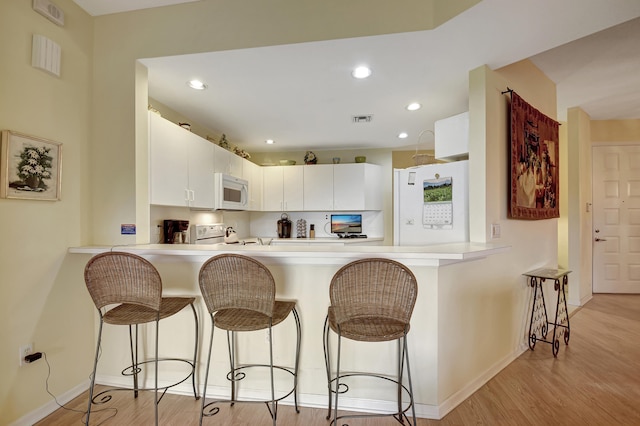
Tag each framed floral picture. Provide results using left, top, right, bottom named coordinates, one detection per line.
left=1, top=130, right=62, bottom=201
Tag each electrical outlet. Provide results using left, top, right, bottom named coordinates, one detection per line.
left=19, top=343, right=33, bottom=366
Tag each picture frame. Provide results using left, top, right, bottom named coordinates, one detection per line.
left=508, top=92, right=559, bottom=220
left=1, top=130, right=62, bottom=201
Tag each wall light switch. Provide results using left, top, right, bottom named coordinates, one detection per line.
left=491, top=223, right=501, bottom=239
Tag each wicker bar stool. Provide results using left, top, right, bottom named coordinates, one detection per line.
left=198, top=253, right=300, bottom=426
left=323, top=258, right=418, bottom=425
left=199, top=253, right=301, bottom=425
left=83, top=251, right=198, bottom=426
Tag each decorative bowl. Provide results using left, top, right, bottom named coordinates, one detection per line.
left=279, top=159, right=296, bottom=166
left=355, top=156, right=366, bottom=163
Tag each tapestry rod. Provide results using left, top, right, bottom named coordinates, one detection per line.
left=501, top=87, right=513, bottom=95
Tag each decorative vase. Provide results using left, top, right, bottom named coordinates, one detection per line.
left=25, top=175, right=40, bottom=189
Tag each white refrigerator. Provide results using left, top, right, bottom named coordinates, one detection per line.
left=393, top=160, right=469, bottom=246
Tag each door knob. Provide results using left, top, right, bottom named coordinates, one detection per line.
left=595, top=238, right=607, bottom=242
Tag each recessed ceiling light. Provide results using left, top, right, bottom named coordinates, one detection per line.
left=265, top=139, right=275, bottom=144
left=187, top=79, right=207, bottom=90
left=398, top=132, right=409, bottom=139
left=352, top=66, right=372, bottom=79
left=406, top=103, right=421, bottom=111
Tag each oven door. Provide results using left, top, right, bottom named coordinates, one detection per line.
left=214, top=173, right=248, bottom=210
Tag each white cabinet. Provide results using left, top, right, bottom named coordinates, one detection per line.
left=149, top=113, right=214, bottom=208
left=262, top=166, right=304, bottom=211
left=333, top=163, right=382, bottom=211
left=213, top=144, right=243, bottom=177
left=303, top=164, right=334, bottom=210
left=435, top=111, right=469, bottom=161
left=243, top=159, right=263, bottom=210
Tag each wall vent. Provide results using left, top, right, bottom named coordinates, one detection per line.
left=33, top=0, right=65, bottom=26
left=352, top=115, right=373, bottom=123
left=32, top=34, right=61, bottom=77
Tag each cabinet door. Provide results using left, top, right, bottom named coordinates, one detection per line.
left=213, top=144, right=231, bottom=175
left=333, top=163, right=382, bottom=210
left=229, top=154, right=244, bottom=178
left=187, top=133, right=214, bottom=209
left=149, top=113, right=189, bottom=206
left=244, top=159, right=263, bottom=210
left=283, top=166, right=304, bottom=211
left=262, top=166, right=284, bottom=211
left=213, top=144, right=244, bottom=178
left=304, top=164, right=333, bottom=210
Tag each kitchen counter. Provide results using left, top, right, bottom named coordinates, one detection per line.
left=69, top=241, right=513, bottom=419
left=69, top=241, right=508, bottom=266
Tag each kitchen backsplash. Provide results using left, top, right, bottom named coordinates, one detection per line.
left=150, top=205, right=383, bottom=242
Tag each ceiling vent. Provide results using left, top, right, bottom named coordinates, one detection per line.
left=33, top=0, right=65, bottom=26
left=352, top=115, right=373, bottom=123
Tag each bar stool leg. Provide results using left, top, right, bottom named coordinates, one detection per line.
left=332, top=329, right=342, bottom=426
left=292, top=307, right=301, bottom=413
left=268, top=323, right=276, bottom=426
left=85, top=318, right=104, bottom=425
left=189, top=303, right=199, bottom=399
left=199, top=316, right=216, bottom=426
left=154, top=318, right=159, bottom=426
left=322, top=316, right=332, bottom=420
left=128, top=325, right=139, bottom=398
left=404, top=335, right=417, bottom=425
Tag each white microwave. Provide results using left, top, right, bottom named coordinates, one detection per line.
left=214, top=173, right=249, bottom=210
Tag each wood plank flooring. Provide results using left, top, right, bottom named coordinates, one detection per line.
left=36, top=294, right=640, bottom=425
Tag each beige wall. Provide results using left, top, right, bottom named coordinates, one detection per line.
left=438, top=61, right=559, bottom=404
left=564, top=107, right=594, bottom=306
left=0, top=0, right=95, bottom=422
left=591, top=119, right=640, bottom=141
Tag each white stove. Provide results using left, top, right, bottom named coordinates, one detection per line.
left=190, top=224, right=225, bottom=244
left=190, top=224, right=261, bottom=245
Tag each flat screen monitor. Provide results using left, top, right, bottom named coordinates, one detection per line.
left=331, top=214, right=362, bottom=234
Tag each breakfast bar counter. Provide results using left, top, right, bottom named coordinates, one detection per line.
left=69, top=242, right=512, bottom=420
left=69, top=241, right=507, bottom=266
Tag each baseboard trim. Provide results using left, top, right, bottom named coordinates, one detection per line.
left=16, top=349, right=529, bottom=426
left=8, top=380, right=90, bottom=426
left=435, top=345, right=528, bottom=419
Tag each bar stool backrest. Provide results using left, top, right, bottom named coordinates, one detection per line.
left=330, top=258, right=417, bottom=326
left=84, top=251, right=162, bottom=311
left=199, top=254, right=275, bottom=317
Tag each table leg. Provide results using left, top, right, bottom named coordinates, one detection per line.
left=554, top=275, right=570, bottom=346
left=528, top=276, right=550, bottom=350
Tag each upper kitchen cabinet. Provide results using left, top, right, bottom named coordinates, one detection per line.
left=263, top=165, right=304, bottom=211
left=333, top=163, right=382, bottom=211
left=213, top=144, right=244, bottom=178
left=303, top=164, right=334, bottom=210
left=149, top=113, right=214, bottom=208
left=243, top=159, right=263, bottom=211
left=435, top=111, right=469, bottom=161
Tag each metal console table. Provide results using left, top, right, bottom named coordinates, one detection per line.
left=523, top=268, right=571, bottom=357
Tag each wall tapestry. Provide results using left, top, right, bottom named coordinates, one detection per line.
left=0, top=130, right=62, bottom=201
left=508, top=91, right=559, bottom=220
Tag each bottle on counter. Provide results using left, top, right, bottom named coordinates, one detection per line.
left=309, top=224, right=315, bottom=239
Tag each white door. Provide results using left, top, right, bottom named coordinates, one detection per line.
left=592, top=145, right=640, bottom=293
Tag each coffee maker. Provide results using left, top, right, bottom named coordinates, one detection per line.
left=277, top=213, right=292, bottom=238
left=163, top=219, right=189, bottom=243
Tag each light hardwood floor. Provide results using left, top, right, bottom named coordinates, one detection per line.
left=36, top=294, right=640, bottom=425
